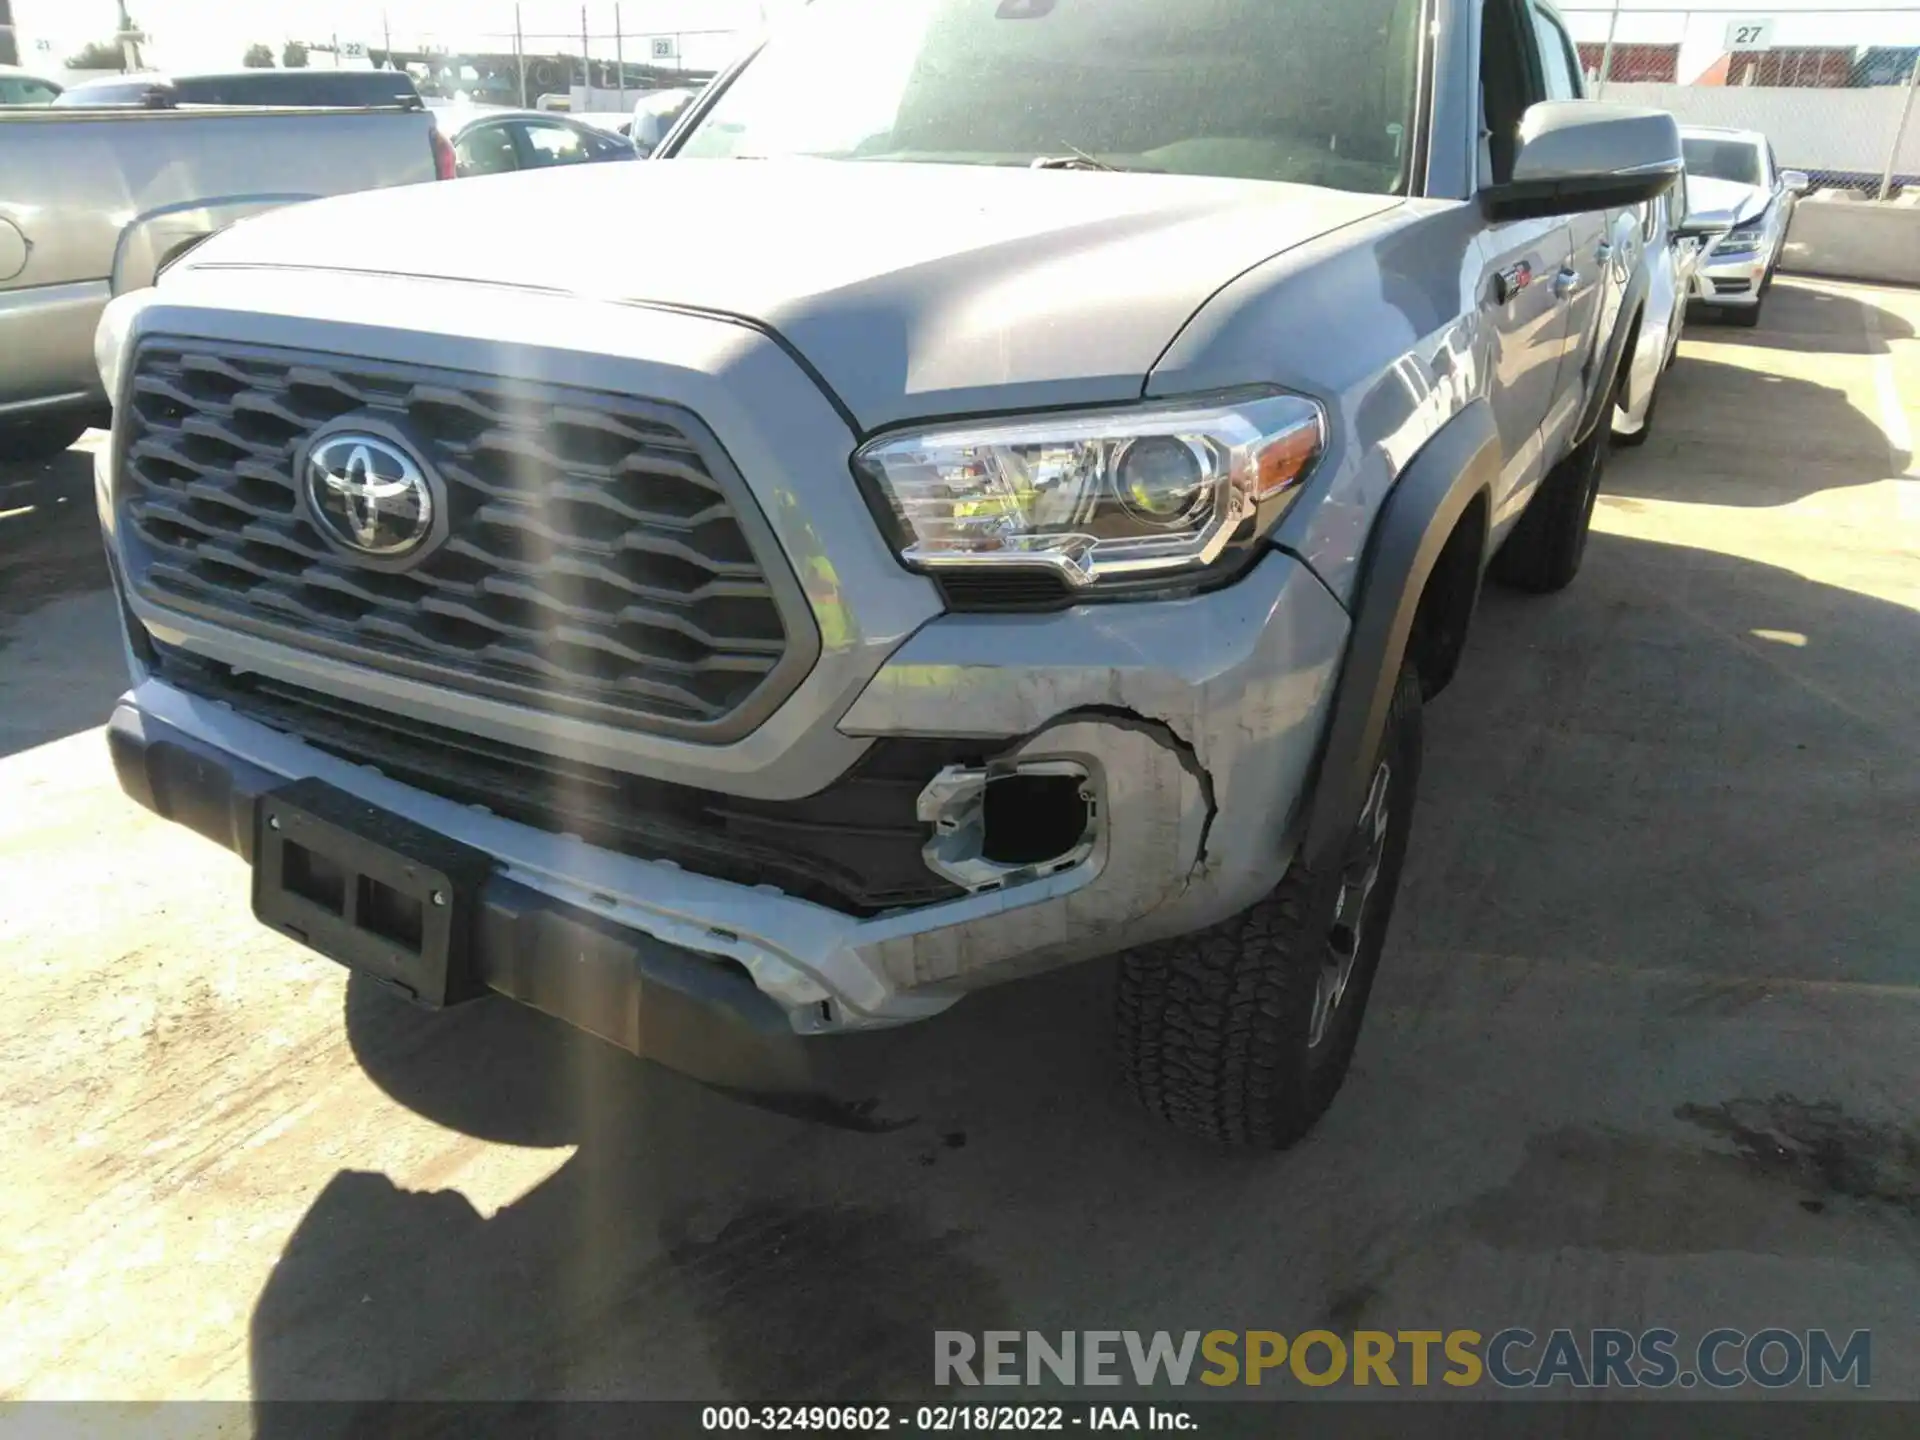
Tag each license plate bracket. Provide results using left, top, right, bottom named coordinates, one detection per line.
left=252, top=777, right=493, bottom=1008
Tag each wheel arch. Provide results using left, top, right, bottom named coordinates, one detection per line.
left=1297, top=399, right=1499, bottom=873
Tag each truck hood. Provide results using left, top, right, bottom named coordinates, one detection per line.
left=181, top=160, right=1399, bottom=429
left=1684, top=175, right=1769, bottom=229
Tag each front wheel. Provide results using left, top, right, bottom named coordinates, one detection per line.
left=1116, top=663, right=1422, bottom=1150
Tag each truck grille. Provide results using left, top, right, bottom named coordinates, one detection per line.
left=115, top=341, right=813, bottom=739
left=149, top=645, right=971, bottom=918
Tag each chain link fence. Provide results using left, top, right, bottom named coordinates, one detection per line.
left=1562, top=4, right=1920, bottom=197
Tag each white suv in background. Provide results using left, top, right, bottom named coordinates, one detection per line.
left=1681, top=125, right=1809, bottom=328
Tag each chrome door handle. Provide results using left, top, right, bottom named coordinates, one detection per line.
left=1553, top=267, right=1579, bottom=299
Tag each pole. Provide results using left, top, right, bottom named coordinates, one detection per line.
left=332, top=31, right=340, bottom=69
left=1594, top=0, right=1621, bottom=99
left=515, top=5, right=527, bottom=107
left=382, top=10, right=391, bottom=67
left=615, top=4, right=626, bottom=112
left=1879, top=51, right=1920, bottom=203
left=582, top=4, right=590, bottom=105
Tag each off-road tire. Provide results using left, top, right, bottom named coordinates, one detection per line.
left=1489, top=414, right=1608, bottom=594
left=0, top=416, right=88, bottom=463
left=1116, top=663, right=1422, bottom=1150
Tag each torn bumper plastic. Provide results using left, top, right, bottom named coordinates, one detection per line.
left=107, top=550, right=1349, bottom=1037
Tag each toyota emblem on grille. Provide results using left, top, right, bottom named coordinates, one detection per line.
left=304, top=432, right=435, bottom=558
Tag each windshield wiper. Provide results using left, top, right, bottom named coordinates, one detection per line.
left=1030, top=145, right=1120, bottom=172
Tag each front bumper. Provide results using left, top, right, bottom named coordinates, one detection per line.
left=106, top=545, right=1349, bottom=1084
left=1690, top=246, right=1770, bottom=307
left=109, top=703, right=828, bottom=1102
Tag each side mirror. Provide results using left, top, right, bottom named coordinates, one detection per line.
left=1672, top=216, right=1729, bottom=243
left=1782, top=169, right=1811, bottom=195
left=1482, top=102, right=1683, bottom=222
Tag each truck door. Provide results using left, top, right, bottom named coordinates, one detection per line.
left=1477, top=0, right=1574, bottom=529
left=1530, top=2, right=1619, bottom=461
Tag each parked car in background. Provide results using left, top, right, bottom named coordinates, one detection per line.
left=573, top=111, right=642, bottom=138
left=629, top=87, right=697, bottom=156
left=448, top=110, right=637, bottom=177
left=1680, top=126, right=1809, bottom=328
left=54, top=68, right=424, bottom=110
left=1614, top=183, right=1714, bottom=447
left=0, top=64, right=64, bottom=105
left=96, top=0, right=1683, bottom=1150
left=0, top=104, right=449, bottom=460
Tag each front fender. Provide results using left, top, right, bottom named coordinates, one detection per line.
left=1299, top=399, right=1498, bottom=871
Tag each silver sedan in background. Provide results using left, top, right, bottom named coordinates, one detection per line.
left=1680, top=125, right=1809, bottom=328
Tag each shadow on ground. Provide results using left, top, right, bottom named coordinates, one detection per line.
left=246, top=525, right=1920, bottom=1408
left=0, top=447, right=125, bottom=758
left=1613, top=287, right=1910, bottom=507
left=1691, top=278, right=1915, bottom=357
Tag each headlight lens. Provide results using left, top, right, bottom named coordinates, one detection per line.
left=854, top=390, right=1325, bottom=593
left=1718, top=216, right=1767, bottom=250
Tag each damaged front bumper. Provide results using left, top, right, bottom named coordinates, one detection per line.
left=95, top=278, right=1352, bottom=1090
left=110, top=549, right=1349, bottom=1053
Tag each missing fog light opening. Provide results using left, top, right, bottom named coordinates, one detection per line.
left=918, top=761, right=1097, bottom=894
left=983, top=773, right=1093, bottom=865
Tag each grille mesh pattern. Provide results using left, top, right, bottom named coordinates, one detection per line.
left=117, top=343, right=801, bottom=734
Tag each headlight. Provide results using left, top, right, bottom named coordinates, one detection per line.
left=1717, top=216, right=1767, bottom=250
left=854, top=390, right=1325, bottom=594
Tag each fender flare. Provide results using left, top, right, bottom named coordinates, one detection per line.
left=1298, top=399, right=1500, bottom=872
left=1574, top=260, right=1652, bottom=445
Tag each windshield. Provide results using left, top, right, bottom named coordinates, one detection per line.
left=1683, top=137, right=1762, bottom=188
left=676, top=0, right=1425, bottom=194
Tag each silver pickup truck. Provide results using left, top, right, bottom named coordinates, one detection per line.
left=94, top=0, right=1681, bottom=1149
left=0, top=105, right=449, bottom=459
